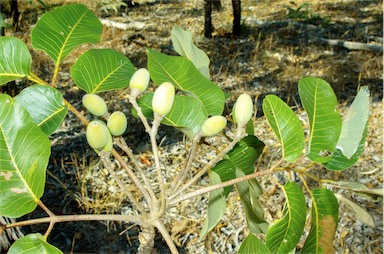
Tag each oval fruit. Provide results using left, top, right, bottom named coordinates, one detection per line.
left=201, top=115, right=227, bottom=137
left=86, top=120, right=110, bottom=149
left=107, top=111, right=127, bottom=136
left=82, top=94, right=108, bottom=116
left=129, top=68, right=150, bottom=96
left=152, top=82, right=175, bottom=116
left=233, top=93, right=253, bottom=126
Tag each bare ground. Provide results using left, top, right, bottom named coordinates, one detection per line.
left=0, top=0, right=383, bottom=253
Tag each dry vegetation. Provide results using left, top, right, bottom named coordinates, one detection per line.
left=0, top=0, right=382, bottom=253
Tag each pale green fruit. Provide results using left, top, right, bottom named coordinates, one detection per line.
left=107, top=111, right=127, bottom=136
left=129, top=68, right=150, bottom=95
left=201, top=115, right=227, bottom=137
left=152, top=82, right=175, bottom=116
left=86, top=120, right=110, bottom=149
left=82, top=94, right=108, bottom=116
left=233, top=93, right=253, bottom=126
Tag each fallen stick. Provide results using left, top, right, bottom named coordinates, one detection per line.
left=316, top=37, right=383, bottom=53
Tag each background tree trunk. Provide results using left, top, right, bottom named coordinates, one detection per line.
left=232, top=0, right=241, bottom=36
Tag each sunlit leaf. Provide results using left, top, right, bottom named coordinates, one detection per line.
left=324, top=123, right=367, bottom=171
left=71, top=49, right=136, bottom=93
left=0, top=37, right=31, bottom=86
left=0, top=95, right=50, bottom=218
left=200, top=170, right=227, bottom=239
left=265, top=182, right=306, bottom=253
left=298, top=77, right=342, bottom=163
left=31, top=4, right=102, bottom=65
left=336, top=86, right=370, bottom=159
left=171, top=25, right=210, bottom=78
left=133, top=93, right=208, bottom=138
left=301, top=188, right=339, bottom=253
left=262, top=95, right=305, bottom=162
left=326, top=181, right=383, bottom=197
left=335, top=193, right=375, bottom=226
left=15, top=85, right=68, bottom=135
left=238, top=233, right=271, bottom=254
left=8, top=233, right=63, bottom=254
left=147, top=48, right=225, bottom=116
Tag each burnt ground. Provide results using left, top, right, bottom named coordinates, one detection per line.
left=0, top=0, right=383, bottom=253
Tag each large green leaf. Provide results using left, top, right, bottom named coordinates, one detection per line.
left=301, top=188, right=339, bottom=253
left=171, top=25, right=210, bottom=79
left=324, top=123, right=368, bottom=171
left=336, top=86, right=370, bottom=159
left=71, top=48, right=136, bottom=94
left=8, top=233, right=63, bottom=254
left=262, top=95, right=305, bottom=162
left=200, top=170, right=227, bottom=239
left=147, top=48, right=225, bottom=116
left=0, top=37, right=32, bottom=86
left=265, top=182, right=306, bottom=253
left=236, top=169, right=268, bottom=234
left=15, top=85, right=68, bottom=135
left=238, top=233, right=271, bottom=254
left=298, top=77, right=342, bottom=163
left=31, top=4, right=102, bottom=65
left=133, top=93, right=208, bottom=138
left=0, top=95, right=50, bottom=218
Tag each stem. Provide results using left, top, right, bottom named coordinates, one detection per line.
left=168, top=134, right=201, bottom=194
left=115, top=137, right=157, bottom=202
left=153, top=220, right=179, bottom=254
left=5, top=214, right=144, bottom=230
left=169, top=128, right=246, bottom=200
left=168, top=159, right=283, bottom=206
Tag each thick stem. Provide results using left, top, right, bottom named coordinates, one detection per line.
left=137, top=225, right=156, bottom=254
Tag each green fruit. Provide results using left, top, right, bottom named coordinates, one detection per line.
left=102, top=131, right=113, bottom=152
left=86, top=120, right=110, bottom=149
left=201, top=115, right=227, bottom=137
left=233, top=93, right=253, bottom=126
left=152, top=82, right=175, bottom=116
left=129, top=68, right=150, bottom=96
left=82, top=94, right=108, bottom=116
left=107, top=111, right=127, bottom=136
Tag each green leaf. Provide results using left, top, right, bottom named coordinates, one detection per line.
left=324, top=123, right=367, bottom=171
left=200, top=170, right=227, bottom=239
left=31, top=4, right=102, bottom=65
left=265, top=182, right=306, bottom=253
left=171, top=25, right=210, bottom=79
left=147, top=48, right=225, bottom=116
left=0, top=37, right=32, bottom=86
left=301, top=188, right=339, bottom=253
left=71, top=48, right=136, bottom=94
left=336, top=86, right=370, bottom=159
left=133, top=93, right=207, bottom=138
left=211, top=160, right=237, bottom=196
left=238, top=233, right=271, bottom=254
left=262, top=95, right=305, bottom=162
left=8, top=233, right=63, bottom=254
left=236, top=169, right=268, bottom=234
left=15, top=85, right=68, bottom=135
left=0, top=95, right=50, bottom=218
left=298, top=77, right=342, bottom=163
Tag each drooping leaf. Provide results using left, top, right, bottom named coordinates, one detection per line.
left=71, top=48, right=136, bottom=94
left=147, top=48, right=225, bottom=116
left=326, top=181, right=383, bottom=197
left=200, top=170, right=227, bottom=239
left=0, top=37, right=32, bottom=86
left=15, top=85, right=68, bottom=135
left=238, top=233, right=271, bottom=254
left=171, top=25, right=210, bottom=79
left=301, top=188, right=339, bottom=253
left=265, top=182, right=306, bottom=253
left=236, top=169, right=268, bottom=234
left=262, top=95, right=305, bottom=162
left=0, top=95, right=50, bottom=218
left=8, top=233, right=63, bottom=254
left=324, top=123, right=368, bottom=171
left=31, top=4, right=102, bottom=65
left=336, top=86, right=370, bottom=159
left=335, top=193, right=375, bottom=226
left=202, top=136, right=266, bottom=237
left=298, top=77, right=342, bottom=163
left=133, top=93, right=208, bottom=138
